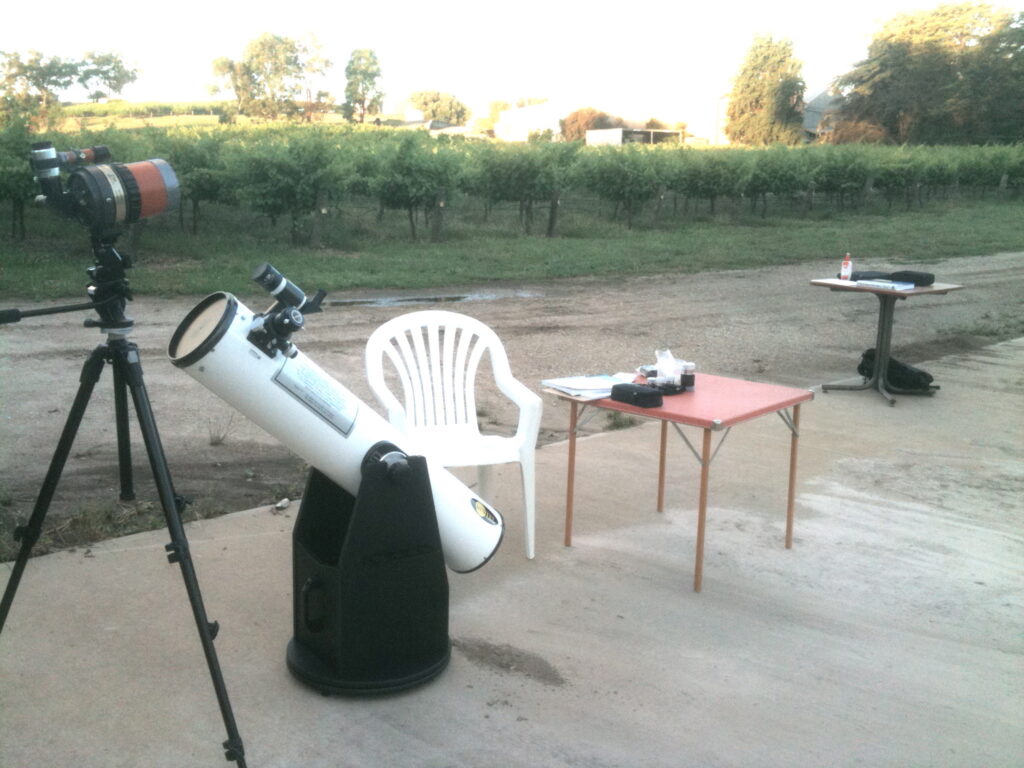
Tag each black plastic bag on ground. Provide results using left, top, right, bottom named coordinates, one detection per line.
left=857, top=349, right=934, bottom=391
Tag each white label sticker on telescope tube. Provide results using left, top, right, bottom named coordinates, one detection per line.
left=273, top=355, right=358, bottom=435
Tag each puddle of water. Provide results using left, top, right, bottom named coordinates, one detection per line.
left=329, top=290, right=541, bottom=308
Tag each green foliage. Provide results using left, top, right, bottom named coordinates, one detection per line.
left=370, top=133, right=462, bottom=238
left=833, top=3, right=1023, bottom=144
left=76, top=52, right=137, bottom=101
left=162, top=128, right=231, bottom=232
left=61, top=100, right=233, bottom=118
left=342, top=49, right=384, bottom=123
left=409, top=91, right=470, bottom=126
left=0, top=119, right=34, bottom=237
left=804, top=143, right=873, bottom=203
left=726, top=36, right=805, bottom=146
left=212, top=34, right=329, bottom=120
left=1, top=50, right=137, bottom=127
left=573, top=145, right=659, bottom=228
left=4, top=191, right=1019, bottom=302
left=462, top=142, right=577, bottom=233
left=1, top=121, right=1021, bottom=250
left=741, top=145, right=812, bottom=215
left=658, top=148, right=750, bottom=213
left=224, top=126, right=349, bottom=242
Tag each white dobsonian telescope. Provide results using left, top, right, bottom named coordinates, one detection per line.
left=167, top=264, right=504, bottom=573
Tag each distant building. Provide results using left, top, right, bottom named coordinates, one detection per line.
left=803, top=91, right=840, bottom=141
left=493, top=101, right=564, bottom=142
left=585, top=128, right=683, bottom=146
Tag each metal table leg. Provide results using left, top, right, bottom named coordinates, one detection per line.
left=564, top=401, right=578, bottom=547
left=782, top=404, right=801, bottom=549
left=822, top=294, right=898, bottom=404
left=693, top=428, right=712, bottom=592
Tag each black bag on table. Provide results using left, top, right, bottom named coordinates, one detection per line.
left=857, top=348, right=934, bottom=391
left=841, top=270, right=936, bottom=286
left=610, top=382, right=663, bottom=408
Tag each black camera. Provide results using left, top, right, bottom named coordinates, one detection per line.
left=29, top=141, right=180, bottom=236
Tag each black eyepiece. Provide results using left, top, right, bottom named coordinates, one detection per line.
left=252, top=263, right=307, bottom=309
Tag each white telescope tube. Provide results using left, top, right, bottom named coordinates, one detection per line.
left=168, top=292, right=503, bottom=573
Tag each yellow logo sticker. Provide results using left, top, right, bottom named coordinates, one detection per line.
left=473, top=499, right=499, bottom=525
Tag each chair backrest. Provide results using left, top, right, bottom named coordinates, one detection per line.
left=365, top=310, right=514, bottom=433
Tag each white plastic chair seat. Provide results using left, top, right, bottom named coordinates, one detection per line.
left=400, top=428, right=522, bottom=468
left=365, top=310, right=542, bottom=558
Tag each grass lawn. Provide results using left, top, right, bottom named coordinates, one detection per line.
left=1, top=194, right=1021, bottom=300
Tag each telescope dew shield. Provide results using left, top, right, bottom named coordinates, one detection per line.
left=168, top=293, right=504, bottom=573
left=67, top=159, right=180, bottom=229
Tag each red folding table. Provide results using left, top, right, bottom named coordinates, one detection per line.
left=548, top=374, right=813, bottom=592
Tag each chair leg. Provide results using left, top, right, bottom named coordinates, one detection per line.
left=516, top=454, right=540, bottom=561
left=477, top=460, right=535, bottom=560
left=519, top=458, right=536, bottom=560
left=477, top=464, right=494, bottom=506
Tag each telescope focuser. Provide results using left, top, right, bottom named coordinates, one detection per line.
left=248, top=263, right=326, bottom=356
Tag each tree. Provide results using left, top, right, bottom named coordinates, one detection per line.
left=1, top=50, right=136, bottom=123
left=409, top=91, right=469, bottom=125
left=725, top=36, right=805, bottom=146
left=960, top=11, right=1024, bottom=143
left=212, top=34, right=329, bottom=119
left=559, top=108, right=624, bottom=142
left=832, top=3, right=1020, bottom=144
left=342, top=49, right=384, bottom=123
left=77, top=52, right=137, bottom=101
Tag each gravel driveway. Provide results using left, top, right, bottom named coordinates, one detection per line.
left=1, top=251, right=1020, bottom=547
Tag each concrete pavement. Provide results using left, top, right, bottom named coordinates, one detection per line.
left=2, top=339, right=1022, bottom=767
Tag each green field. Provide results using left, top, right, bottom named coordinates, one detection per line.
left=1, top=194, right=1021, bottom=300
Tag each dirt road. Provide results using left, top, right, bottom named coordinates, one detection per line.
left=1, top=251, right=1020, bottom=548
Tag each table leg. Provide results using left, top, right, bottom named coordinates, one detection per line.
left=564, top=400, right=578, bottom=547
left=822, top=294, right=886, bottom=392
left=693, top=427, right=712, bottom=593
left=657, top=420, right=668, bottom=513
left=873, top=295, right=898, bottom=405
left=785, top=404, right=801, bottom=549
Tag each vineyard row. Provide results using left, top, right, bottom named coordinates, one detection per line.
left=2, top=124, right=1022, bottom=242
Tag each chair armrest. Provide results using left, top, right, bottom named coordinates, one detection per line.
left=495, top=375, right=543, bottom=444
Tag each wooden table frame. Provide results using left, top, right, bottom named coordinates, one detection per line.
left=811, top=279, right=964, bottom=405
left=551, top=374, right=813, bottom=592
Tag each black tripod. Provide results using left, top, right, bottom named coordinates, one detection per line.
left=0, top=235, right=247, bottom=767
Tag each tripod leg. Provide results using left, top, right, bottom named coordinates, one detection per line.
left=116, top=344, right=247, bottom=768
left=111, top=355, right=135, bottom=501
left=1, top=347, right=106, bottom=633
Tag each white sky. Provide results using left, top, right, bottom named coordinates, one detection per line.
left=1, top=0, right=961, bottom=138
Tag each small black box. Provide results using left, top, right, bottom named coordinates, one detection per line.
left=610, top=383, right=663, bottom=408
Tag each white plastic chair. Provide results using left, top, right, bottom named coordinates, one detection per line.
left=365, top=310, right=543, bottom=559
